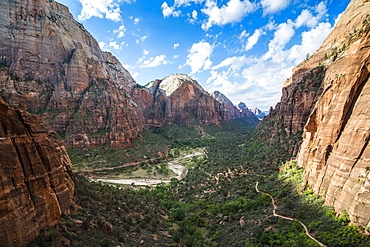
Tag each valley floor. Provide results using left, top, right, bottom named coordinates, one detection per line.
left=29, top=124, right=370, bottom=247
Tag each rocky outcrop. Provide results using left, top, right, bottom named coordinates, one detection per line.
left=211, top=92, right=259, bottom=122
left=134, top=74, right=227, bottom=126
left=0, top=0, right=143, bottom=148
left=237, top=102, right=258, bottom=119
left=133, top=75, right=260, bottom=127
left=257, top=66, right=325, bottom=146
left=211, top=91, right=240, bottom=119
left=0, top=97, right=74, bottom=247
left=250, top=107, right=267, bottom=120
left=297, top=0, right=370, bottom=227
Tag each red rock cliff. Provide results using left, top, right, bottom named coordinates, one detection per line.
left=134, top=74, right=228, bottom=126
left=0, top=0, right=143, bottom=148
left=0, top=97, right=74, bottom=247
left=211, top=91, right=257, bottom=119
left=259, top=0, right=370, bottom=227
left=297, top=0, right=370, bottom=227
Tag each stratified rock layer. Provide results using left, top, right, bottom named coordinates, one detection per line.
left=0, top=97, right=74, bottom=247
left=297, top=0, right=370, bottom=227
left=211, top=91, right=251, bottom=119
left=257, top=66, right=325, bottom=147
left=134, top=74, right=228, bottom=126
left=0, top=0, right=143, bottom=148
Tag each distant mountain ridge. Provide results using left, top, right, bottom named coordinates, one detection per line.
left=250, top=107, right=268, bottom=120
left=133, top=74, right=260, bottom=127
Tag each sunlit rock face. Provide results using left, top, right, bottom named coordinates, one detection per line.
left=260, top=0, right=370, bottom=227
left=132, top=74, right=260, bottom=127
left=0, top=97, right=74, bottom=247
left=134, top=74, right=225, bottom=126
left=297, top=0, right=370, bottom=227
left=0, top=0, right=143, bottom=148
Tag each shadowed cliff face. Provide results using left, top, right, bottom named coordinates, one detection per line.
left=211, top=91, right=258, bottom=120
left=259, top=0, right=370, bottom=227
left=0, top=97, right=74, bottom=247
left=0, top=0, right=143, bottom=148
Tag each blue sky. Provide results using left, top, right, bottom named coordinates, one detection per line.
left=55, top=0, right=350, bottom=110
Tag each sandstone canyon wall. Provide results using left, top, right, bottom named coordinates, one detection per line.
left=133, top=74, right=259, bottom=127
left=0, top=97, right=74, bottom=247
left=297, top=0, right=370, bottom=227
left=0, top=0, right=144, bottom=148
left=0, top=0, right=257, bottom=148
left=259, top=0, right=370, bottom=227
left=211, top=91, right=257, bottom=119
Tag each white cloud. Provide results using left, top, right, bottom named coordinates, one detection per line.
left=132, top=72, right=139, bottom=79
left=174, top=0, right=205, bottom=6
left=263, top=21, right=295, bottom=62
left=136, top=35, right=148, bottom=44
left=173, top=54, right=180, bottom=59
left=315, top=1, right=327, bottom=18
left=261, top=0, right=291, bottom=15
left=207, top=70, right=232, bottom=86
left=173, top=43, right=180, bottom=49
left=265, top=20, right=276, bottom=30
left=109, top=41, right=122, bottom=50
left=161, top=2, right=181, bottom=18
left=77, top=0, right=132, bottom=21
left=203, top=1, right=333, bottom=110
left=201, top=0, right=257, bottom=30
left=99, top=41, right=108, bottom=51
left=113, top=24, right=126, bottom=38
left=186, top=41, right=213, bottom=74
left=192, top=10, right=198, bottom=20
left=294, top=2, right=328, bottom=28
left=295, top=9, right=315, bottom=28
left=143, top=49, right=149, bottom=55
left=212, top=55, right=250, bottom=71
left=245, top=29, right=264, bottom=51
left=122, top=64, right=131, bottom=69
left=141, top=55, right=170, bottom=68
left=239, top=30, right=249, bottom=39
left=134, top=17, right=140, bottom=24
left=98, top=40, right=122, bottom=51
left=288, top=22, right=332, bottom=64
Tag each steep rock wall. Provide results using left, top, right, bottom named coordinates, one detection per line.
left=0, top=97, right=74, bottom=247
left=133, top=74, right=260, bottom=127
left=0, top=0, right=143, bottom=148
left=257, top=66, right=325, bottom=154
left=297, top=0, right=370, bottom=227
left=211, top=91, right=257, bottom=119
left=134, top=74, right=229, bottom=126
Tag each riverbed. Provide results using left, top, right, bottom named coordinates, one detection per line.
left=92, top=150, right=205, bottom=186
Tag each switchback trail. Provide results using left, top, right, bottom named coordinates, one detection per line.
left=255, top=182, right=327, bottom=247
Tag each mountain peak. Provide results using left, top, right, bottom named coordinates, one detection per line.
left=238, top=102, right=248, bottom=110
left=211, top=91, right=234, bottom=106
left=159, top=74, right=206, bottom=96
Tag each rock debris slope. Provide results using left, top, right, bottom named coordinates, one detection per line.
left=0, top=0, right=143, bottom=148
left=0, top=97, right=74, bottom=247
